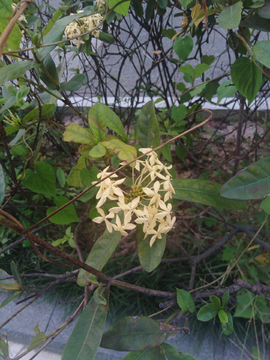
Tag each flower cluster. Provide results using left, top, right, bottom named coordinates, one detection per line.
left=92, top=148, right=176, bottom=247
left=64, top=10, right=104, bottom=48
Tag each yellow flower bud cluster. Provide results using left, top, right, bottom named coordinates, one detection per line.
left=64, top=10, right=104, bottom=48
left=92, top=148, right=176, bottom=247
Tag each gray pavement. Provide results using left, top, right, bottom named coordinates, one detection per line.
left=0, top=292, right=260, bottom=360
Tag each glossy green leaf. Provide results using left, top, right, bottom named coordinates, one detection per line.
left=132, top=0, right=144, bottom=17
left=261, top=196, right=270, bottom=214
left=173, top=36, right=193, bottom=62
left=234, top=290, right=255, bottom=318
left=38, top=54, right=59, bottom=89
left=62, top=286, right=110, bottom=360
left=231, top=57, right=262, bottom=104
left=253, top=40, right=270, bottom=69
left=222, top=291, right=230, bottom=307
left=217, top=81, right=237, bottom=103
left=136, top=225, right=166, bottom=272
left=180, top=0, right=193, bottom=10
left=218, top=309, right=228, bottom=324
left=77, top=228, right=121, bottom=286
left=0, top=165, right=5, bottom=206
left=88, top=103, right=125, bottom=139
left=56, top=167, right=66, bottom=186
left=102, top=138, right=137, bottom=166
left=89, top=143, right=107, bottom=158
left=172, top=179, right=246, bottom=210
left=161, top=143, right=172, bottom=162
left=0, top=23, right=21, bottom=51
left=241, top=14, right=270, bottom=31
left=22, top=161, right=56, bottom=197
left=66, top=156, right=87, bottom=188
left=63, top=124, right=95, bottom=145
left=0, top=269, right=17, bottom=288
left=258, top=0, right=270, bottom=18
left=0, top=336, right=8, bottom=356
left=100, top=316, right=179, bottom=351
left=160, top=344, right=198, bottom=360
left=47, top=196, right=79, bottom=225
left=210, top=296, right=221, bottom=309
left=197, top=304, right=218, bottom=322
left=37, top=9, right=94, bottom=61
left=0, top=283, right=21, bottom=291
left=123, top=346, right=166, bottom=360
left=135, top=101, right=160, bottom=152
left=218, top=2, right=242, bottom=29
left=193, top=63, right=210, bottom=78
left=0, top=61, right=38, bottom=87
left=157, top=0, right=168, bottom=9
left=222, top=312, right=233, bottom=335
left=221, top=157, right=270, bottom=200
left=98, top=32, right=115, bottom=44
left=171, top=104, right=187, bottom=123
left=59, top=74, right=87, bottom=92
left=27, top=332, right=47, bottom=351
left=93, top=286, right=107, bottom=305
left=201, top=55, right=215, bottom=65
left=176, top=289, right=195, bottom=313
left=109, top=0, right=130, bottom=15
left=10, top=261, right=23, bottom=286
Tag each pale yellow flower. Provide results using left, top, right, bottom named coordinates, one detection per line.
left=112, top=215, right=136, bottom=237
left=92, top=208, right=114, bottom=232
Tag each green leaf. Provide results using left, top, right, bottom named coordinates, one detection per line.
left=176, top=288, right=195, bottom=313
left=172, top=179, right=247, bottom=210
left=0, top=61, right=38, bottom=87
left=197, top=304, right=218, bottom=322
left=100, top=316, right=179, bottom=351
left=221, top=157, right=270, bottom=200
left=59, top=74, right=87, bottom=92
left=47, top=196, right=79, bottom=225
left=260, top=196, right=270, bottom=215
left=160, top=344, right=198, bottom=360
left=0, top=336, right=8, bottom=356
left=145, top=0, right=156, bottom=21
left=132, top=0, right=144, bottom=17
left=179, top=65, right=193, bottom=77
left=27, top=332, right=47, bottom=351
left=0, top=269, right=17, bottom=288
left=217, top=81, right=237, bottom=103
left=93, top=286, right=107, bottom=305
left=89, top=143, right=107, bottom=158
left=218, top=2, right=242, bottom=29
left=253, top=40, right=270, bottom=69
left=62, top=286, right=110, bottom=360
left=37, top=9, right=95, bottom=61
left=218, top=309, right=229, bottom=324
left=38, top=54, right=59, bottom=89
left=231, top=57, right=262, bottom=104
left=157, top=0, right=168, bottom=9
left=201, top=55, right=215, bottom=65
left=171, top=104, right=187, bottom=123
left=180, top=0, right=193, bottom=10
left=241, top=14, right=270, bottom=31
left=0, top=164, right=5, bottom=206
left=77, top=228, right=121, bottom=286
left=0, top=21, right=21, bottom=51
left=0, top=291, right=20, bottom=309
left=161, top=143, right=172, bottom=162
left=222, top=291, right=230, bottom=307
left=22, top=161, right=56, bottom=197
left=102, top=138, right=137, bottom=166
left=173, top=36, right=193, bottom=62
left=10, top=261, right=23, bottom=286
left=109, top=0, right=130, bottom=15
left=234, top=290, right=255, bottom=318
left=136, top=225, right=166, bottom=272
left=222, top=312, right=233, bottom=335
left=210, top=296, right=221, bottom=309
left=63, top=123, right=95, bottom=145
left=88, top=103, right=125, bottom=139
left=135, top=101, right=160, bottom=152
left=123, top=346, right=166, bottom=360
left=258, top=1, right=270, bottom=18
left=22, top=104, right=56, bottom=125
left=56, top=167, right=66, bottom=186
left=193, top=63, right=210, bottom=78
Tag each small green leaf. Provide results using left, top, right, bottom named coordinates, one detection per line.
left=173, top=36, right=193, bottom=62
left=180, top=0, right=193, bottom=10
left=59, top=74, right=87, bottom=92
left=0, top=164, right=5, bottom=206
left=89, top=143, right=107, bottom=158
left=63, top=123, right=95, bottom=145
left=234, top=290, right=255, bottom=318
left=258, top=1, right=270, bottom=19
left=201, top=55, right=215, bottom=65
left=0, top=291, right=20, bottom=309
left=135, top=101, right=160, bottom=152
left=157, top=0, right=168, bottom=9
left=218, top=309, right=229, bottom=323
left=171, top=104, right=187, bottom=123
left=253, top=40, right=270, bottom=69
left=218, top=2, right=242, bottom=29
left=176, top=289, right=195, bottom=313
left=193, top=63, right=210, bottom=78
left=160, top=344, right=198, bottom=360
left=221, top=157, right=270, bottom=200
left=56, top=167, right=66, bottom=186
left=222, top=291, right=230, bottom=307
left=62, top=286, right=110, bottom=360
left=231, top=57, right=262, bottom=104
left=109, top=0, right=130, bottom=15
left=0, top=336, right=8, bottom=356
left=197, top=304, right=218, bottom=322
left=27, top=332, right=47, bottom=351
left=222, top=312, right=233, bottom=335
left=210, top=296, right=221, bottom=309
left=136, top=225, right=166, bottom=272
left=261, top=196, right=270, bottom=214
left=22, top=104, right=56, bottom=124
left=100, top=316, right=179, bottom=351
left=172, top=179, right=247, bottom=210
left=10, top=261, right=23, bottom=286
left=217, top=81, right=237, bottom=103
left=77, top=228, right=121, bottom=286
left=102, top=138, right=137, bottom=166
left=47, top=196, right=79, bottom=225
left=38, top=54, right=59, bottom=89
left=22, top=162, right=56, bottom=197
left=93, top=286, right=107, bottom=305
left=123, top=346, right=166, bottom=360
